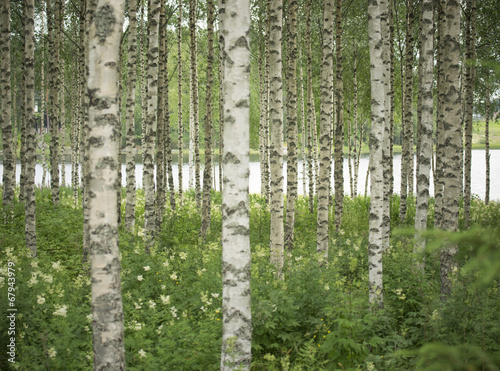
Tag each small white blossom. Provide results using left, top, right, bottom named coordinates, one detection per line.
left=37, top=295, right=46, bottom=305
left=48, top=348, right=57, bottom=358
left=148, top=300, right=156, bottom=309
left=179, top=252, right=187, bottom=260
left=211, top=293, right=219, bottom=298
left=170, top=306, right=178, bottom=318
left=86, top=314, right=93, bottom=323
left=134, top=322, right=142, bottom=331
left=161, top=285, right=166, bottom=290
left=143, top=266, right=151, bottom=271
left=138, top=349, right=147, bottom=358
left=137, top=275, right=143, bottom=281
left=170, top=272, right=178, bottom=281
left=30, top=261, right=39, bottom=268
left=53, top=305, right=68, bottom=317
left=163, top=261, right=169, bottom=267
left=52, top=261, right=62, bottom=271
left=160, top=295, right=170, bottom=305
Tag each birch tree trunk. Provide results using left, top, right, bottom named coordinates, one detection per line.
left=399, top=0, right=414, bottom=223
left=178, top=0, right=184, bottom=202
left=269, top=0, right=285, bottom=276
left=59, top=0, right=66, bottom=189
left=434, top=0, right=444, bottom=229
left=414, top=0, right=434, bottom=267
left=305, top=0, right=315, bottom=213
left=24, top=0, right=37, bottom=257
left=485, top=78, right=490, bottom=205
left=49, top=0, right=61, bottom=205
left=218, top=0, right=225, bottom=194
left=463, top=0, right=476, bottom=228
left=388, top=0, right=395, bottom=197
left=156, top=0, right=167, bottom=229
left=285, top=0, right=298, bottom=251
left=144, top=0, right=161, bottom=252
left=87, top=0, right=126, bottom=365
left=263, top=0, right=271, bottom=203
left=316, top=0, right=334, bottom=260
left=367, top=0, right=389, bottom=307
left=200, top=0, right=214, bottom=239
left=125, top=0, right=138, bottom=229
left=440, top=0, right=461, bottom=299
left=1, top=0, right=14, bottom=218
left=334, top=0, right=344, bottom=232
left=220, top=0, right=252, bottom=368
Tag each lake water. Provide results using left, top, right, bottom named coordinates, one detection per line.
left=1, top=149, right=498, bottom=200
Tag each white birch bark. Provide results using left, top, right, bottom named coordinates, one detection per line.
left=87, top=0, right=126, bottom=366
left=220, top=0, right=252, bottom=368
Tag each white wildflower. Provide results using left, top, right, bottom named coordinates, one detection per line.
left=179, top=252, right=187, bottom=260
left=30, top=261, right=39, bottom=268
left=170, top=306, right=178, bottom=318
left=53, top=305, right=68, bottom=317
left=160, top=295, right=170, bottom=305
left=148, top=300, right=156, bottom=309
left=143, top=266, right=151, bottom=271
left=211, top=293, right=219, bottom=298
left=48, top=348, right=57, bottom=358
left=161, top=285, right=166, bottom=290
left=134, top=322, right=142, bottom=331
left=37, top=295, right=46, bottom=305
left=86, top=314, right=93, bottom=323
left=138, top=349, right=146, bottom=358
left=137, top=275, right=143, bottom=281
left=170, top=272, right=178, bottom=281
left=52, top=261, right=62, bottom=271
left=162, top=260, right=169, bottom=267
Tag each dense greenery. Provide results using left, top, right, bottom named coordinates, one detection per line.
left=1, top=188, right=499, bottom=370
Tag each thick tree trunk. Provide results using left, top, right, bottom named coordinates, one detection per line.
left=1, top=0, right=14, bottom=218
left=285, top=0, right=298, bottom=251
left=144, top=0, right=161, bottom=252
left=316, top=0, right=334, bottom=260
left=269, top=0, right=285, bottom=276
left=87, top=0, right=126, bottom=365
left=200, top=0, right=215, bottom=239
left=125, top=0, right=138, bottom=229
left=24, top=0, right=36, bottom=257
left=367, top=0, right=390, bottom=307
left=220, top=1, right=252, bottom=368
left=414, top=0, right=434, bottom=267
left=439, top=0, right=461, bottom=299
left=434, top=0, right=444, bottom=229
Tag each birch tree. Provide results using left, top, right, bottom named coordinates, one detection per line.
left=87, top=0, right=126, bottom=366
left=200, top=0, right=215, bottom=238
left=439, top=0, right=461, bottom=299
left=316, top=0, right=334, bottom=260
left=125, top=0, right=138, bottom=229
left=269, top=0, right=285, bottom=276
left=1, top=0, right=14, bottom=218
left=284, top=0, right=298, bottom=251
left=177, top=0, right=183, bottom=202
left=414, top=0, right=433, bottom=265
left=25, top=0, right=36, bottom=257
left=220, top=0, right=252, bottom=368
left=144, top=0, right=161, bottom=251
left=367, top=0, right=390, bottom=307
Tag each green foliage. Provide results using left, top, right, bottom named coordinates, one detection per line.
left=1, top=189, right=499, bottom=369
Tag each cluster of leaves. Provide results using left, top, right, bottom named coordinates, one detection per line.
left=1, top=188, right=499, bottom=370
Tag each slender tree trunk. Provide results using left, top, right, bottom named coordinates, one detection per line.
left=144, top=0, right=161, bottom=252
left=264, top=0, right=271, bottom=203
left=316, top=0, right=334, bottom=260
left=285, top=0, right=298, bottom=251
left=178, top=0, right=184, bottom=202
left=399, top=0, right=414, bottom=223
left=220, top=1, right=252, bottom=368
left=269, top=0, right=285, bottom=276
left=200, top=0, right=215, bottom=239
left=388, top=0, right=395, bottom=197
left=1, top=0, right=14, bottom=218
left=334, top=0, right=344, bottom=231
left=125, top=0, right=138, bottom=229
left=485, top=78, right=490, bottom=205
left=434, top=0, right=444, bottom=229
left=414, top=0, right=434, bottom=267
left=463, top=0, right=476, bottom=228
left=305, top=0, right=315, bottom=213
left=189, top=0, right=201, bottom=209
left=164, top=40, right=175, bottom=211
left=87, top=0, right=126, bottom=365
left=59, top=0, right=66, bottom=189
left=439, top=0, right=461, bottom=299
left=258, top=20, right=267, bottom=196
left=218, top=0, right=225, bottom=194
left=24, top=0, right=36, bottom=257
left=20, top=2, right=27, bottom=205
left=49, top=0, right=61, bottom=205
left=156, top=0, right=167, bottom=229
left=367, top=0, right=390, bottom=307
